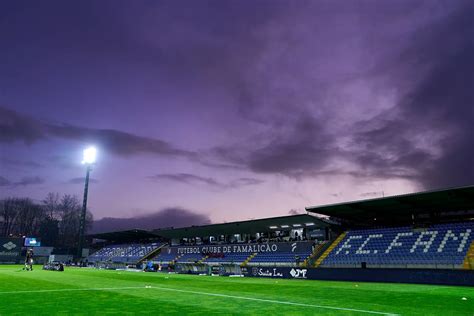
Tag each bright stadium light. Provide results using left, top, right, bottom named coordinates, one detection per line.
left=82, top=146, right=97, bottom=164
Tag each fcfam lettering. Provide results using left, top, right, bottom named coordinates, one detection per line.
left=335, top=229, right=471, bottom=255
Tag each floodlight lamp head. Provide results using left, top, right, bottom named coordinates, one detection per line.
left=82, top=146, right=97, bottom=165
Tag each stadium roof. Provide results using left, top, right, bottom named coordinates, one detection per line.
left=89, top=229, right=161, bottom=242
left=152, top=214, right=330, bottom=239
left=305, top=185, right=474, bottom=223
left=88, top=214, right=330, bottom=241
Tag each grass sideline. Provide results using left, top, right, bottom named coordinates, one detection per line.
left=0, top=265, right=473, bottom=315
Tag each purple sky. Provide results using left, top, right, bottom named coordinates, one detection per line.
left=1, top=1, right=473, bottom=227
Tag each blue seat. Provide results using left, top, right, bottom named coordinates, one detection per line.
left=88, top=242, right=162, bottom=263
left=322, top=222, right=474, bottom=268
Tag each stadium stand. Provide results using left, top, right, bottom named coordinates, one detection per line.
left=321, top=222, right=474, bottom=269
left=88, top=243, right=162, bottom=263
left=83, top=186, right=474, bottom=286
left=147, top=241, right=316, bottom=267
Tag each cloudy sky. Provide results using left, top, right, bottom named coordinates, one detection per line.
left=1, top=0, right=473, bottom=226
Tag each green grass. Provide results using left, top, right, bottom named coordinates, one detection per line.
left=0, top=265, right=473, bottom=315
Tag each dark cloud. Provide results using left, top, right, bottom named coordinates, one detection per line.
left=0, top=157, right=42, bottom=168
left=211, top=115, right=337, bottom=178
left=0, top=106, right=196, bottom=159
left=148, top=173, right=263, bottom=189
left=149, top=173, right=219, bottom=187
left=246, top=116, right=334, bottom=177
left=351, top=118, right=434, bottom=180
left=350, top=2, right=474, bottom=189
left=0, top=107, right=47, bottom=144
left=0, top=175, right=45, bottom=187
left=68, top=177, right=99, bottom=184
left=0, top=176, right=11, bottom=186
left=206, top=1, right=474, bottom=189
left=15, top=176, right=45, bottom=186
left=48, top=124, right=196, bottom=158
left=90, top=207, right=211, bottom=234
left=405, top=3, right=474, bottom=189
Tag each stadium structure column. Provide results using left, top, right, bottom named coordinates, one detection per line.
left=77, top=164, right=91, bottom=259
left=77, top=147, right=96, bottom=259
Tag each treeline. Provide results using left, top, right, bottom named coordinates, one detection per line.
left=0, top=193, right=93, bottom=248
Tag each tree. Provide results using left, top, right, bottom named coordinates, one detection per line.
left=1, top=194, right=93, bottom=248
left=39, top=218, right=59, bottom=247
left=57, top=194, right=93, bottom=248
left=0, top=198, right=19, bottom=237
left=14, top=198, right=44, bottom=237
left=39, top=193, right=61, bottom=246
left=42, top=192, right=60, bottom=220
left=0, top=198, right=44, bottom=237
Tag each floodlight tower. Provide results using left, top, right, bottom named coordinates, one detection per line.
left=77, top=146, right=97, bottom=259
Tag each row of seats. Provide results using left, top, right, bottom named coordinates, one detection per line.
left=152, top=250, right=313, bottom=265
left=153, top=253, right=177, bottom=263
left=89, top=243, right=162, bottom=263
left=176, top=254, right=204, bottom=263
left=206, top=253, right=252, bottom=264
left=250, top=252, right=311, bottom=263
left=323, top=222, right=474, bottom=268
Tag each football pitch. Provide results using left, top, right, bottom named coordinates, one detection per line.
left=0, top=266, right=473, bottom=315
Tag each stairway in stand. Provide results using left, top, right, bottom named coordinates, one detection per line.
left=314, top=232, right=347, bottom=267
left=137, top=243, right=168, bottom=264
left=462, top=241, right=474, bottom=270
left=197, top=255, right=209, bottom=264
left=241, top=253, right=257, bottom=266
left=301, top=241, right=327, bottom=267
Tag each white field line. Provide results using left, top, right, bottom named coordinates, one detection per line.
left=0, top=286, right=399, bottom=316
left=0, top=286, right=144, bottom=294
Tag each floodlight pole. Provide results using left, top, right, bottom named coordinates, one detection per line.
left=77, top=164, right=91, bottom=259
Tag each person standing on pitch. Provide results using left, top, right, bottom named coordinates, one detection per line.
left=24, top=248, right=34, bottom=271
